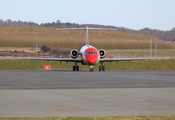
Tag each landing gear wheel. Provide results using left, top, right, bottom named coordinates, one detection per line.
left=73, top=65, right=79, bottom=71
left=102, top=66, right=105, bottom=71
left=76, top=66, right=79, bottom=71
left=73, top=62, right=79, bottom=71
left=99, top=66, right=102, bottom=71
left=99, top=65, right=105, bottom=71
left=89, top=68, right=94, bottom=72
left=99, top=62, right=105, bottom=72
left=73, top=66, right=76, bottom=71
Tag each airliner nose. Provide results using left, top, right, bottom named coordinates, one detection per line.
left=87, top=59, right=96, bottom=65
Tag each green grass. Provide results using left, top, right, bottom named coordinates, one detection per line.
left=0, top=116, right=175, bottom=120
left=0, top=59, right=174, bottom=70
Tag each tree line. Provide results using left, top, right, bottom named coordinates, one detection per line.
left=0, top=19, right=175, bottom=41
left=0, top=19, right=78, bottom=28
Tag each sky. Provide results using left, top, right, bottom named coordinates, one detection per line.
left=0, top=0, right=175, bottom=30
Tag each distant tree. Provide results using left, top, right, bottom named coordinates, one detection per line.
left=172, top=38, right=175, bottom=41
left=45, top=23, right=49, bottom=27
left=65, top=22, right=71, bottom=26
left=51, top=22, right=56, bottom=27
left=56, top=19, right=61, bottom=24
left=40, top=45, right=50, bottom=52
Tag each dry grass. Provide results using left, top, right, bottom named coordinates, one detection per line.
left=0, top=47, right=174, bottom=59
left=0, top=47, right=36, bottom=52
left=0, top=27, right=175, bottom=49
left=106, top=49, right=175, bottom=58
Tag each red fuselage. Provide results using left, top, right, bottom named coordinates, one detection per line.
left=81, top=47, right=100, bottom=66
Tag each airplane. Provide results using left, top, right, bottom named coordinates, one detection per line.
left=7, top=26, right=169, bottom=72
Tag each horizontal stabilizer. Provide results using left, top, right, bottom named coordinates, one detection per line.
left=57, top=26, right=116, bottom=45
left=57, top=28, right=116, bottom=31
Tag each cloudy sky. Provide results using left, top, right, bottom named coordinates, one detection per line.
left=0, top=0, right=175, bottom=30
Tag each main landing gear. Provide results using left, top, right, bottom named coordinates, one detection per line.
left=89, top=63, right=105, bottom=72
left=73, top=62, right=79, bottom=71
left=72, top=62, right=105, bottom=72
left=99, top=62, right=105, bottom=71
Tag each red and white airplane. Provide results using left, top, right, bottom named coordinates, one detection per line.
left=8, top=26, right=169, bottom=71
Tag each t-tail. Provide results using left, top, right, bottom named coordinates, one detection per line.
left=56, top=26, right=116, bottom=46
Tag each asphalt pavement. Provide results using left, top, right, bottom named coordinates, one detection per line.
left=0, top=70, right=175, bottom=117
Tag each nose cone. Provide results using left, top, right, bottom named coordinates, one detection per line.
left=85, top=55, right=99, bottom=65
left=87, top=59, right=97, bottom=65
left=84, top=47, right=100, bottom=65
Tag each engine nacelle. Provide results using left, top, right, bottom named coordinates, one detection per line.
left=99, top=49, right=106, bottom=58
left=70, top=49, right=79, bottom=58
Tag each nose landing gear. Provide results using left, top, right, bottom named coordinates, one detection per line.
left=89, top=66, right=94, bottom=72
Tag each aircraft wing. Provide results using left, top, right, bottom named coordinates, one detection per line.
left=100, top=57, right=169, bottom=62
left=6, top=57, right=170, bottom=63
left=5, top=57, right=82, bottom=62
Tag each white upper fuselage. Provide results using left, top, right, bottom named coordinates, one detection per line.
left=80, top=45, right=93, bottom=55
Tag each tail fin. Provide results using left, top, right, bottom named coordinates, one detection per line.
left=57, top=26, right=116, bottom=46
left=85, top=26, right=89, bottom=46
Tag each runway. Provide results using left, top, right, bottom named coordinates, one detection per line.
left=0, top=70, right=175, bottom=89
left=0, top=70, right=175, bottom=117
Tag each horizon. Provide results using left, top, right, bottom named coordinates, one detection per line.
left=0, top=0, right=175, bottom=31
left=1, top=18, right=175, bottom=31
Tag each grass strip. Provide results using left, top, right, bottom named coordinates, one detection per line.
left=0, top=59, right=174, bottom=70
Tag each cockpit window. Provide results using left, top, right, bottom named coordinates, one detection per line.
left=85, top=50, right=99, bottom=55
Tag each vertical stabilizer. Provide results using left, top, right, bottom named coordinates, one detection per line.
left=85, top=26, right=89, bottom=46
